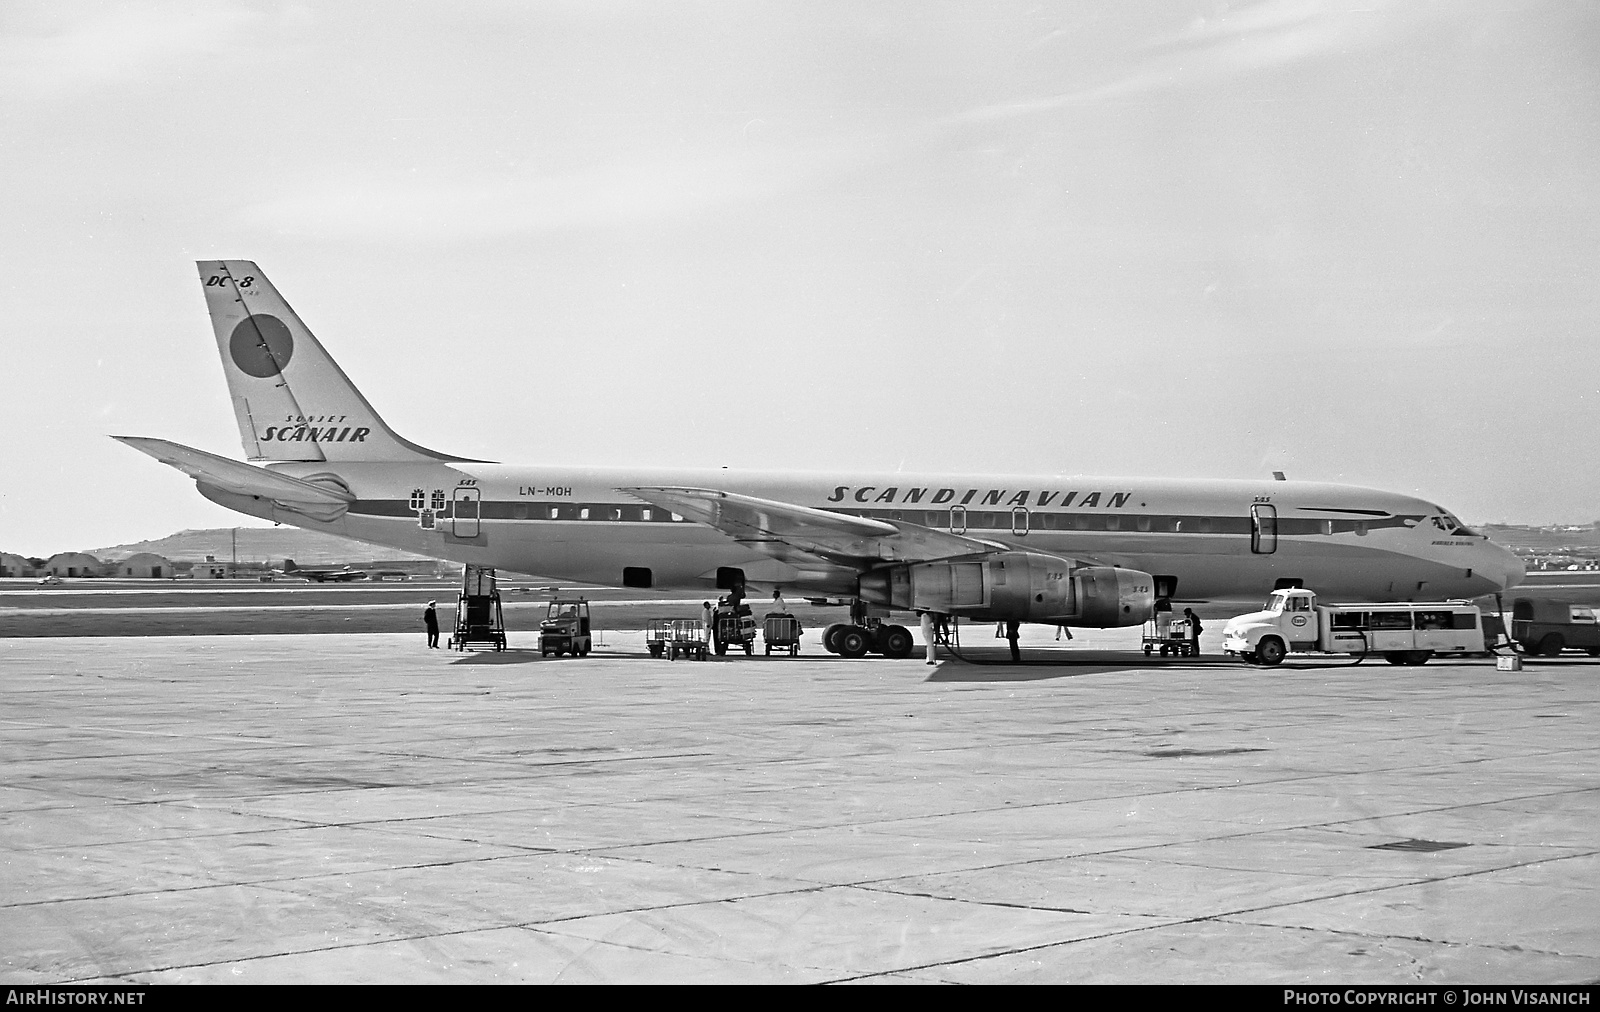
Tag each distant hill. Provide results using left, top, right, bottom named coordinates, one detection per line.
left=84, top=527, right=439, bottom=566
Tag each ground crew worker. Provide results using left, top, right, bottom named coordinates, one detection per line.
left=701, top=601, right=714, bottom=647
left=772, top=589, right=788, bottom=614
left=920, top=611, right=937, bottom=665
left=1005, top=619, right=1021, bottom=663
left=1184, top=608, right=1203, bottom=654
left=424, top=600, right=439, bottom=649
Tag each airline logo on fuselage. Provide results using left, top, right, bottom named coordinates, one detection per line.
left=826, top=486, right=1133, bottom=509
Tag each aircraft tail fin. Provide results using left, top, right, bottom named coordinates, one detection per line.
left=197, top=261, right=477, bottom=463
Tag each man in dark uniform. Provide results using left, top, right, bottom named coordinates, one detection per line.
left=1005, top=619, right=1021, bottom=663
left=424, top=599, right=439, bottom=648
left=1183, top=607, right=1203, bottom=655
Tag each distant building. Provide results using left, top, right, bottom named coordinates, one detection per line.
left=191, top=556, right=236, bottom=579
left=116, top=553, right=173, bottom=579
left=0, top=553, right=37, bottom=578
left=44, top=552, right=104, bottom=578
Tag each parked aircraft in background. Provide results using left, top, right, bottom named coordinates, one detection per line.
left=278, top=560, right=367, bottom=582
left=117, top=262, right=1524, bottom=658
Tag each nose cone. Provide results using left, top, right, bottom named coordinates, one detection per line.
left=1481, top=542, right=1526, bottom=594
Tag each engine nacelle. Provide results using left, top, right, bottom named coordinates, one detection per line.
left=857, top=552, right=1154, bottom=628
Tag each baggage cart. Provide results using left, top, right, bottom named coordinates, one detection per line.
left=714, top=606, right=756, bottom=655
left=763, top=613, right=802, bottom=656
left=1142, top=614, right=1195, bottom=657
left=668, top=618, right=708, bottom=661
left=645, top=618, right=674, bottom=658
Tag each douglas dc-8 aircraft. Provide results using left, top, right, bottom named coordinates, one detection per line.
left=117, top=262, right=1524, bottom=658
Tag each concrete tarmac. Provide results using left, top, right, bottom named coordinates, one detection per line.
left=2, top=629, right=1597, bottom=984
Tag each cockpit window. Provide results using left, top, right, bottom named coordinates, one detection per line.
left=1429, top=513, right=1481, bottom=537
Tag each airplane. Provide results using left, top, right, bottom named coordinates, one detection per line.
left=277, top=560, right=368, bottom=583
left=116, top=261, right=1525, bottom=658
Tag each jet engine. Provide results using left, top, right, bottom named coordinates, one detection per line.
left=857, top=551, right=1154, bottom=628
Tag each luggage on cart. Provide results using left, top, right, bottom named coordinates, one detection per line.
left=450, top=564, right=506, bottom=651
left=762, top=613, right=802, bottom=656
left=1142, top=614, right=1195, bottom=657
left=714, top=604, right=756, bottom=656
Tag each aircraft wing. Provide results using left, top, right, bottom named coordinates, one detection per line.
left=113, top=436, right=354, bottom=506
left=619, top=485, right=1002, bottom=566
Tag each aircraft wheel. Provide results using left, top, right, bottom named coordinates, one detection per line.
left=822, top=623, right=848, bottom=654
left=1538, top=634, right=1565, bottom=657
left=837, top=627, right=871, bottom=658
left=878, top=625, right=914, bottom=659
left=1256, top=637, right=1286, bottom=667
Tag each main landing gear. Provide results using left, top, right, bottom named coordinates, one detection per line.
left=821, top=601, right=914, bottom=660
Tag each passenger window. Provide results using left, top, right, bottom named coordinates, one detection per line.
left=641, top=508, right=652, bottom=521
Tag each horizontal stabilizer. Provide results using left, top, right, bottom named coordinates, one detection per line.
left=112, top=436, right=354, bottom=505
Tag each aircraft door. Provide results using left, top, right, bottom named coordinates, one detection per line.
left=452, top=487, right=481, bottom=537
left=1012, top=507, right=1030, bottom=536
left=950, top=505, right=967, bottom=535
left=1251, top=503, right=1278, bottom=554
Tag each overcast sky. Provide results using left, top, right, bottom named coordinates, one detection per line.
left=2, top=0, right=1596, bottom=557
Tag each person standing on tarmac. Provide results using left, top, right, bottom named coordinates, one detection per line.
left=920, top=611, right=938, bottom=665
left=424, top=600, right=439, bottom=649
left=701, top=601, right=714, bottom=648
left=1184, top=608, right=1203, bottom=654
left=1005, top=619, right=1021, bottom=663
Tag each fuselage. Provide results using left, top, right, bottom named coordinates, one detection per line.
left=201, top=462, right=1525, bottom=606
